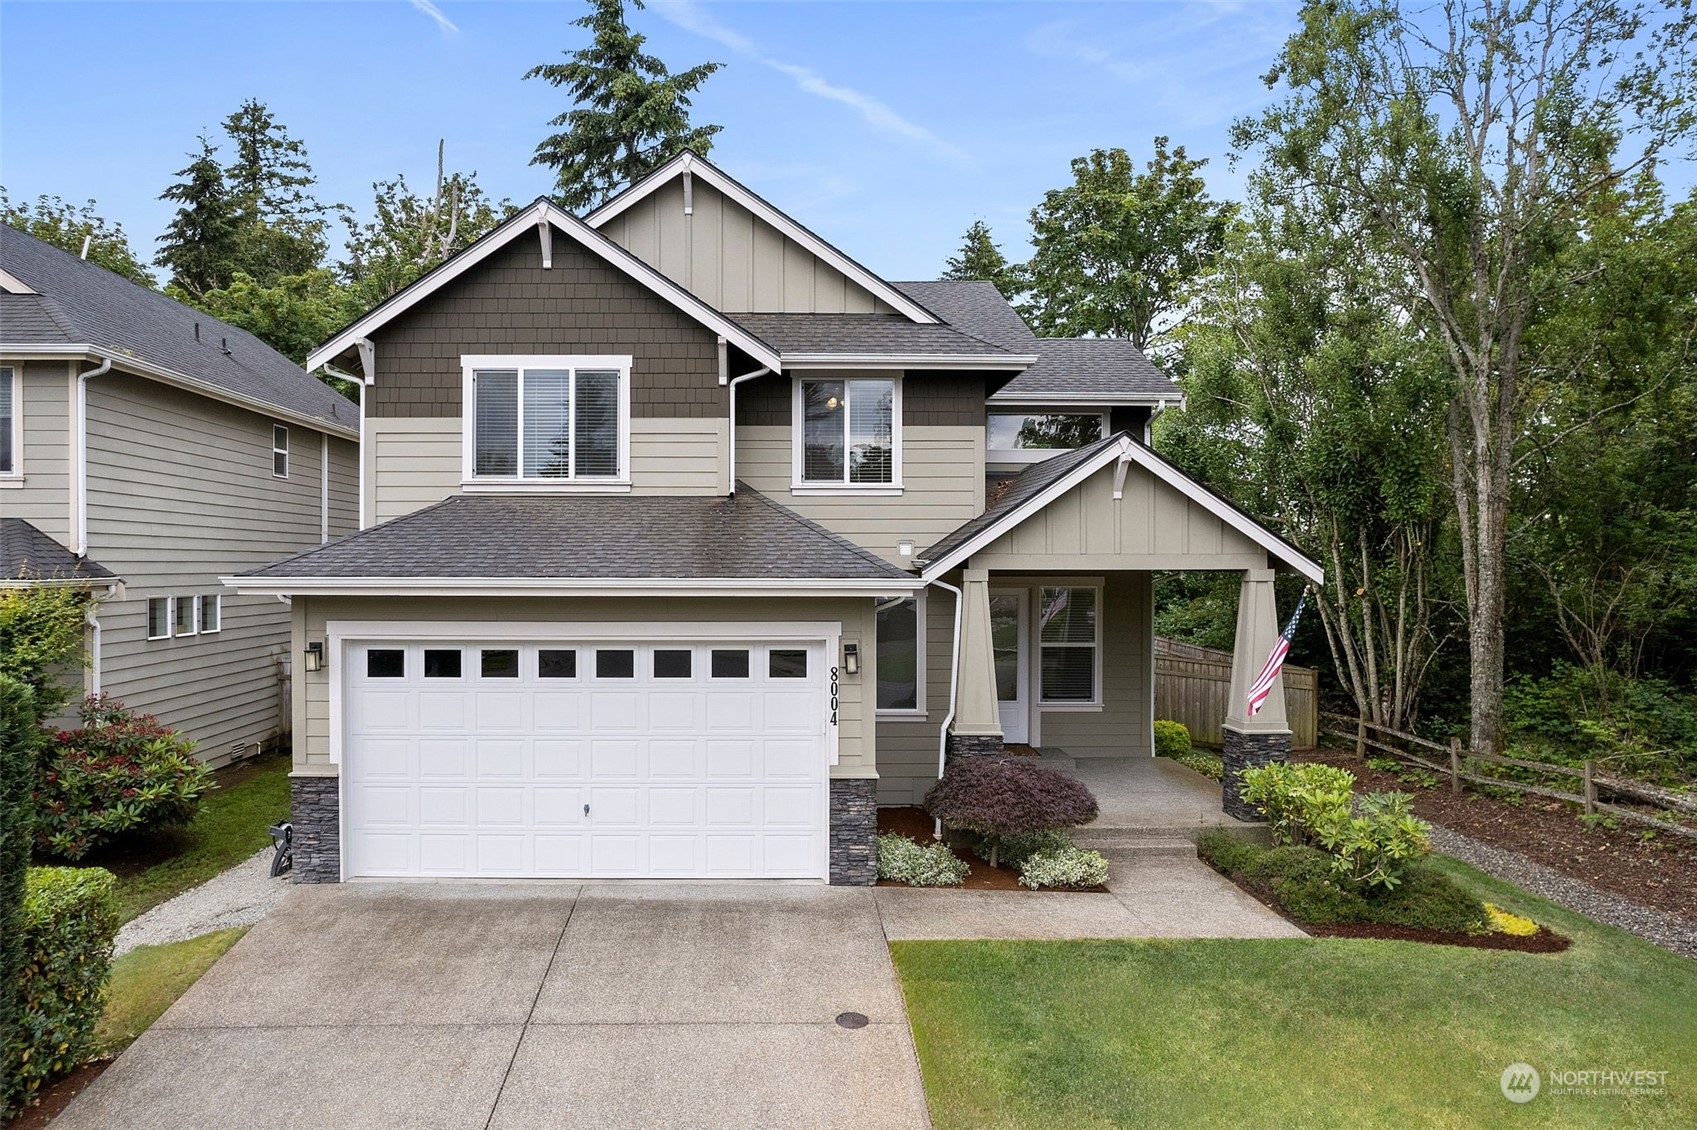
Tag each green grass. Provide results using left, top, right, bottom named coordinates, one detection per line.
left=94, top=928, right=247, bottom=1055
left=77, top=752, right=291, bottom=922
left=892, top=857, right=1697, bottom=1129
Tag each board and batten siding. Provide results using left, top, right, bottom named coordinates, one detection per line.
left=598, top=177, right=896, bottom=315
left=2, top=360, right=73, bottom=545
left=85, top=371, right=357, bottom=766
left=292, top=595, right=877, bottom=780
left=365, top=417, right=727, bottom=522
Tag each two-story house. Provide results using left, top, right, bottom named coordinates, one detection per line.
left=1, top=224, right=360, bottom=763
left=229, top=153, right=1320, bottom=885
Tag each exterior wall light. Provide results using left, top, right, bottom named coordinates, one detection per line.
left=304, top=641, right=325, bottom=672
left=842, top=642, right=860, bottom=675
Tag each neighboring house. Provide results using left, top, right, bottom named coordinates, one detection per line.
left=0, top=224, right=360, bottom=764
left=228, top=152, right=1320, bottom=885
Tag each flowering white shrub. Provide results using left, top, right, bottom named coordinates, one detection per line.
left=1017, top=846, right=1110, bottom=890
left=876, top=833, right=970, bottom=886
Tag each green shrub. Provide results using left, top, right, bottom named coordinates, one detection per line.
left=876, top=833, right=970, bottom=887
left=925, top=756, right=1099, bottom=867
left=34, top=695, right=214, bottom=861
left=3, top=866, right=119, bottom=1116
left=1153, top=720, right=1192, bottom=759
left=1, top=676, right=42, bottom=1116
left=968, top=828, right=1073, bottom=869
left=1196, top=829, right=1266, bottom=876
left=1243, top=845, right=1373, bottom=924
left=1238, top=761, right=1356, bottom=846
left=1018, top=846, right=1110, bottom=890
left=1308, top=790, right=1432, bottom=892
left=1171, top=749, right=1225, bottom=780
left=1369, top=865, right=1488, bottom=933
left=0, top=586, right=89, bottom=719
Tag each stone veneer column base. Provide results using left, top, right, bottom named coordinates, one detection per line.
left=945, top=732, right=1005, bottom=762
left=290, top=776, right=341, bottom=884
left=829, top=778, right=877, bottom=885
left=1221, top=726, right=1291, bottom=821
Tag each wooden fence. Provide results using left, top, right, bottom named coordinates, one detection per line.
left=1319, top=712, right=1697, bottom=841
left=1154, top=636, right=1319, bottom=749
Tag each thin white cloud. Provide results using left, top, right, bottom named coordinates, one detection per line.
left=408, top=0, right=458, bottom=35
left=653, top=0, right=967, bottom=160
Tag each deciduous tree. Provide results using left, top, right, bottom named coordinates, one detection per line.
left=0, top=191, right=153, bottom=286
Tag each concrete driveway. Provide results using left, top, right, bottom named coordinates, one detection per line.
left=54, top=883, right=930, bottom=1130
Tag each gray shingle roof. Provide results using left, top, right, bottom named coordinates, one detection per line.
left=727, top=313, right=1015, bottom=358
left=921, top=433, right=1125, bottom=565
left=1, top=518, right=116, bottom=582
left=892, top=280, right=1178, bottom=402
left=241, top=488, right=913, bottom=581
left=1, top=224, right=358, bottom=434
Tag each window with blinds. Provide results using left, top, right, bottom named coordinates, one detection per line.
left=1038, top=586, right=1099, bottom=703
left=799, top=376, right=897, bottom=485
left=1, top=366, right=15, bottom=476
left=468, top=359, right=627, bottom=481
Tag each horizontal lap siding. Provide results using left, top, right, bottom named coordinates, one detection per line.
left=87, top=373, right=354, bottom=766
left=328, top=436, right=359, bottom=537
left=4, top=361, right=72, bottom=544
left=875, top=592, right=957, bottom=804
left=296, top=595, right=876, bottom=779
left=735, top=425, right=983, bottom=564
left=630, top=418, right=724, bottom=495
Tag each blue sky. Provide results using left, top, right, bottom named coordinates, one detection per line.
left=3, top=1, right=1304, bottom=281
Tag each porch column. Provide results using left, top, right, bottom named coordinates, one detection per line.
left=949, top=568, right=1005, bottom=760
left=1221, top=567, right=1291, bottom=820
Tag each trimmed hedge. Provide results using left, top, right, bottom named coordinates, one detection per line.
left=1153, top=720, right=1192, bottom=759
left=1, top=676, right=41, bottom=1118
left=3, top=866, right=120, bottom=1116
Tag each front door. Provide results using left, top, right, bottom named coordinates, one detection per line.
left=991, top=591, right=1028, bottom=744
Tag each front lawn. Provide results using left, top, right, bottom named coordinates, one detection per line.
left=94, top=928, right=249, bottom=1055
left=893, top=858, right=1697, bottom=1129
left=75, top=751, right=290, bottom=922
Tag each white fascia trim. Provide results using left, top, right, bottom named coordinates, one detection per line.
left=0, top=268, right=38, bottom=294
left=783, top=354, right=1038, bottom=371
left=223, top=576, right=923, bottom=598
left=0, top=577, right=119, bottom=590
left=921, top=436, right=1325, bottom=585
left=988, top=391, right=1184, bottom=406
left=586, top=152, right=940, bottom=325
left=306, top=200, right=782, bottom=373
left=0, top=343, right=360, bottom=440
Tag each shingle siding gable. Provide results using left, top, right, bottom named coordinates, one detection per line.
left=367, top=230, right=726, bottom=419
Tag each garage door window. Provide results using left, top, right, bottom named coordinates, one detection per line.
left=712, top=649, right=750, bottom=678
left=597, top=649, right=635, bottom=678
left=367, top=649, right=405, bottom=678
left=481, top=649, right=519, bottom=678
left=424, top=649, right=463, bottom=678
left=539, top=649, right=577, bottom=678
left=770, top=649, right=808, bottom=678
left=654, top=649, right=692, bottom=678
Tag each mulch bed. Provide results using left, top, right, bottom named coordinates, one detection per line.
left=875, top=806, right=1106, bottom=892
left=1298, top=748, right=1697, bottom=926
left=3, top=1059, right=111, bottom=1130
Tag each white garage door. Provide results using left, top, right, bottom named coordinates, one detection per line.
left=342, top=637, right=830, bottom=879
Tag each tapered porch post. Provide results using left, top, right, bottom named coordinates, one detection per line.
left=1221, top=567, right=1291, bottom=819
left=949, top=567, right=1005, bottom=760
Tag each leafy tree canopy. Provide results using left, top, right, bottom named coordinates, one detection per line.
left=526, top=0, right=724, bottom=211
left=0, top=191, right=154, bottom=287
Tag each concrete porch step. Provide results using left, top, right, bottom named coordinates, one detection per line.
left=1073, top=827, right=1200, bottom=857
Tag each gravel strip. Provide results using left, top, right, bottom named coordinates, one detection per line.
left=114, top=847, right=291, bottom=957
left=1429, top=824, right=1697, bottom=960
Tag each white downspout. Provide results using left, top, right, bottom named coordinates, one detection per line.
left=320, top=432, right=330, bottom=544
left=927, top=574, right=965, bottom=840
left=725, top=364, right=771, bottom=496
left=73, top=356, right=113, bottom=555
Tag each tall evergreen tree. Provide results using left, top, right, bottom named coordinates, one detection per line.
left=219, top=99, right=329, bottom=283
left=940, top=220, right=1025, bottom=299
left=526, top=0, right=723, bottom=211
left=155, top=137, right=240, bottom=297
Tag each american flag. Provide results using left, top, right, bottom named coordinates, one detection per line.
left=1247, top=590, right=1307, bottom=718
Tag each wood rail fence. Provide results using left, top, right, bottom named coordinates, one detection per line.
left=1154, top=637, right=1319, bottom=749
left=1319, top=712, right=1697, bottom=841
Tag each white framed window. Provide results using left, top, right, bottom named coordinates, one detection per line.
left=148, top=597, right=171, bottom=640
left=461, top=355, right=632, bottom=488
left=272, top=424, right=289, bottom=478
left=987, top=411, right=1107, bottom=463
left=793, top=376, right=901, bottom=491
left=875, top=592, right=926, bottom=715
left=1037, top=585, right=1101, bottom=705
left=198, top=594, right=222, bottom=634
left=173, top=595, right=198, bottom=637
left=0, top=366, right=17, bottom=478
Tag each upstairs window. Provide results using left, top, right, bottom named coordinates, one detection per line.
left=796, top=377, right=899, bottom=487
left=272, top=424, right=289, bottom=478
left=465, top=356, right=630, bottom=483
left=987, top=412, right=1105, bottom=462
left=1, top=366, right=16, bottom=475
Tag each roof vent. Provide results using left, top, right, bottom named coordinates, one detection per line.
left=194, top=322, right=200, bottom=342
left=220, top=337, right=232, bottom=357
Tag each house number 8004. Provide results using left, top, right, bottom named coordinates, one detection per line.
left=829, top=665, right=839, bottom=726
